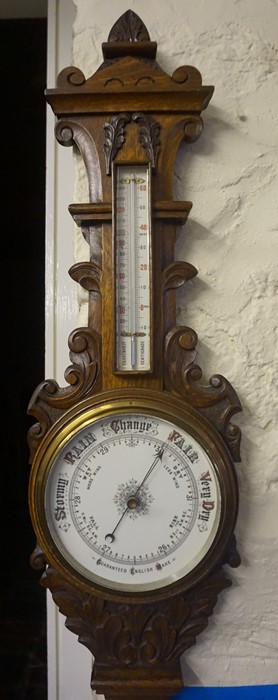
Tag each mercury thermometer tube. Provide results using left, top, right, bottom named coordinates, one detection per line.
left=129, top=173, right=137, bottom=368
left=115, top=164, right=151, bottom=372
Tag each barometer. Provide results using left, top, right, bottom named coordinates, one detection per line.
left=28, top=11, right=242, bottom=700
left=30, top=392, right=237, bottom=602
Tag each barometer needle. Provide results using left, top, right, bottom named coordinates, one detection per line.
left=133, top=442, right=166, bottom=495
left=105, top=441, right=168, bottom=544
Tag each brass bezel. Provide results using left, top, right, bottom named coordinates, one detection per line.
left=29, top=388, right=238, bottom=604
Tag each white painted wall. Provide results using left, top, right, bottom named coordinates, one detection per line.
left=47, top=0, right=278, bottom=696
left=45, top=2, right=94, bottom=699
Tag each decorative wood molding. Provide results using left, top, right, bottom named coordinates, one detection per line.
left=55, top=120, right=102, bottom=202
left=69, top=261, right=102, bottom=293
left=183, top=115, right=204, bottom=142
left=164, top=327, right=199, bottom=386
left=38, top=560, right=232, bottom=699
left=103, top=112, right=161, bottom=173
left=132, top=113, right=160, bottom=170
left=104, top=113, right=131, bottom=174
left=184, top=368, right=242, bottom=461
left=46, top=8, right=214, bottom=116
left=162, top=261, right=198, bottom=291
left=28, top=328, right=102, bottom=461
left=108, top=10, right=151, bottom=43
left=163, top=354, right=242, bottom=461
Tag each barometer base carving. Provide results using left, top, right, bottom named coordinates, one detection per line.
left=33, top=557, right=233, bottom=700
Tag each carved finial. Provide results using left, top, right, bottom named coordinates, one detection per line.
left=108, top=10, right=150, bottom=42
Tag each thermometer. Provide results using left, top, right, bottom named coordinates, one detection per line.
left=114, top=164, right=151, bottom=372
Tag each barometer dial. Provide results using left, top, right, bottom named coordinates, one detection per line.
left=30, top=395, right=233, bottom=596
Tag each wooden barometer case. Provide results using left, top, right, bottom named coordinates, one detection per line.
left=28, top=11, right=242, bottom=700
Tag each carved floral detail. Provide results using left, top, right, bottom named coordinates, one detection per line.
left=104, top=113, right=131, bottom=174
left=133, top=113, right=161, bottom=170
left=108, top=10, right=150, bottom=43
left=103, top=113, right=161, bottom=172
left=39, top=563, right=231, bottom=667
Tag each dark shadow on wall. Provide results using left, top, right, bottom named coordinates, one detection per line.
left=0, top=18, right=47, bottom=700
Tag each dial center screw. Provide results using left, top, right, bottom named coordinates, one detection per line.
left=127, top=496, right=140, bottom=510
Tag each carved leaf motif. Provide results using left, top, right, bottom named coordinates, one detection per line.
left=125, top=605, right=154, bottom=646
left=38, top=562, right=231, bottom=667
left=104, top=113, right=131, bottom=174
left=97, top=615, right=127, bottom=664
left=117, top=641, right=137, bottom=666
left=172, top=569, right=231, bottom=658
left=144, top=615, right=177, bottom=660
left=133, top=113, right=160, bottom=169
left=108, top=11, right=150, bottom=43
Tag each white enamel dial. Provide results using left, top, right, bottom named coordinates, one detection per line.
left=114, top=164, right=151, bottom=372
left=44, top=410, right=221, bottom=593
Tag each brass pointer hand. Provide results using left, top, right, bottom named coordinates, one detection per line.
left=105, top=442, right=167, bottom=544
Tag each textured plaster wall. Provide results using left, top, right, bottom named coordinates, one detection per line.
left=71, top=0, right=278, bottom=688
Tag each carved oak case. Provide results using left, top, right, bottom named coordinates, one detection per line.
left=28, top=11, right=241, bottom=700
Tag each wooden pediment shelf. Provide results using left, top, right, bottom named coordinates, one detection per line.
left=46, top=11, right=213, bottom=116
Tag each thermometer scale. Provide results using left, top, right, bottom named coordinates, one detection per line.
left=114, top=164, right=151, bottom=372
